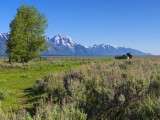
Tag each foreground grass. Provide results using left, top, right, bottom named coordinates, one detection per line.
left=29, top=57, right=160, bottom=119
left=2, top=56, right=160, bottom=119
left=0, top=57, right=112, bottom=113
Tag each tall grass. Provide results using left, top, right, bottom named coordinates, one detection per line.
left=1, top=57, right=160, bottom=119
left=30, top=58, right=160, bottom=119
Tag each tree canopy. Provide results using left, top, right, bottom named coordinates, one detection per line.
left=7, top=5, right=48, bottom=63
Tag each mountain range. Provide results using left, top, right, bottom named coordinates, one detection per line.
left=0, top=33, right=151, bottom=56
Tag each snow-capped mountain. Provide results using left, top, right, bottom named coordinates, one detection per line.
left=0, top=33, right=151, bottom=56
left=86, top=44, right=149, bottom=56
left=0, top=33, right=9, bottom=40
left=50, top=35, right=77, bottom=48
left=0, top=33, right=9, bottom=55
left=44, top=35, right=77, bottom=55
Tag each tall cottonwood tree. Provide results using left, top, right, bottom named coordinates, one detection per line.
left=7, top=5, right=48, bottom=63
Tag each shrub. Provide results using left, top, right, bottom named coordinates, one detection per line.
left=1, top=57, right=160, bottom=119
left=0, top=90, right=7, bottom=100
left=32, top=58, right=160, bottom=119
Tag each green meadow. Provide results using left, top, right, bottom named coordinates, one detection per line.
left=0, top=57, right=111, bottom=113
left=0, top=57, right=160, bottom=120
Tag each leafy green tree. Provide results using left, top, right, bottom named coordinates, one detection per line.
left=7, top=5, right=48, bottom=63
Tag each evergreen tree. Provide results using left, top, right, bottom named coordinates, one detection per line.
left=7, top=5, right=48, bottom=63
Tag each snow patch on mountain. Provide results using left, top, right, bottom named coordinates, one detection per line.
left=0, top=33, right=9, bottom=41
left=0, top=33, right=10, bottom=55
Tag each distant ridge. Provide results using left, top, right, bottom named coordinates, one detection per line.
left=0, top=33, right=151, bottom=56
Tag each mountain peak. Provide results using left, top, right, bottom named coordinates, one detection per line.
left=50, top=34, right=77, bottom=49
left=0, top=33, right=9, bottom=40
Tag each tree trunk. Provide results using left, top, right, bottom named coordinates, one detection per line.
left=8, top=57, right=11, bottom=63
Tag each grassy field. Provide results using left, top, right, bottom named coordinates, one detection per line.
left=0, top=57, right=112, bottom=113
left=0, top=56, right=160, bottom=119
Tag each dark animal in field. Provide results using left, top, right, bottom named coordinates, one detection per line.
left=115, top=55, right=129, bottom=59
left=115, top=53, right=133, bottom=59
left=126, top=53, right=133, bottom=59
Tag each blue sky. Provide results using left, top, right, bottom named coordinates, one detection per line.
left=0, top=0, right=160, bottom=54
